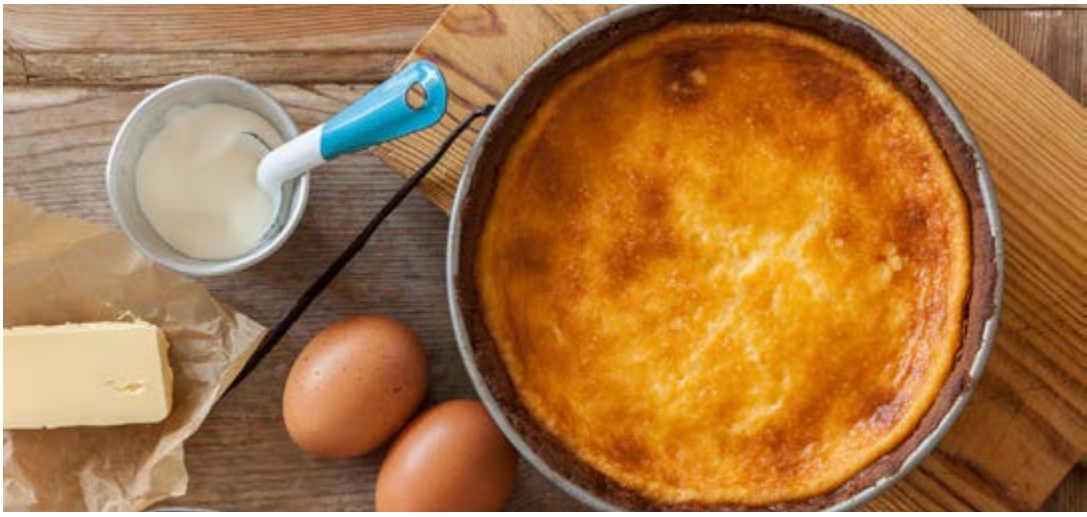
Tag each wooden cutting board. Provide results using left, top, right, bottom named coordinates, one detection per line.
left=373, top=5, right=1086, bottom=512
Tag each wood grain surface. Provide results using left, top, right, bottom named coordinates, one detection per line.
left=3, top=5, right=1084, bottom=512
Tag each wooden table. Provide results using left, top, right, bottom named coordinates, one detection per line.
left=4, top=5, right=1083, bottom=511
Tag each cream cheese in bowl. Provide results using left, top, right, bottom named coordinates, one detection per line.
left=135, top=103, right=283, bottom=260
left=106, top=74, right=308, bottom=277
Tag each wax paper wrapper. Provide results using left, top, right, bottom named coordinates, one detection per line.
left=3, top=199, right=266, bottom=511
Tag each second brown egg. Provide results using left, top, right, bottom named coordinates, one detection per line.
left=376, top=399, right=519, bottom=511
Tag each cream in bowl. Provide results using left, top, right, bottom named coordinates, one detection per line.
left=107, top=75, right=308, bottom=277
left=134, top=103, right=283, bottom=261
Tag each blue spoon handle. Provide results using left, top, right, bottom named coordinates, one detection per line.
left=256, top=60, right=448, bottom=193
left=320, top=60, right=448, bottom=159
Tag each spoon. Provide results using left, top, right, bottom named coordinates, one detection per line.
left=244, top=60, right=448, bottom=227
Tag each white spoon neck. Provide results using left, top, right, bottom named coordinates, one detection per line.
left=257, top=124, right=326, bottom=192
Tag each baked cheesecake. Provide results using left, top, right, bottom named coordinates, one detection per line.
left=475, top=21, right=971, bottom=507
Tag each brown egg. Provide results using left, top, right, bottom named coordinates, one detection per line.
left=376, top=400, right=519, bottom=511
left=282, top=315, right=428, bottom=458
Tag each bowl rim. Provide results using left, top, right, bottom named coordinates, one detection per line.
left=447, top=4, right=1004, bottom=511
left=106, top=74, right=311, bottom=277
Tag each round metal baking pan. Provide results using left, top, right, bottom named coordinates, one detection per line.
left=447, top=4, right=1004, bottom=511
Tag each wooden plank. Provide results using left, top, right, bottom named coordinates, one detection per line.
left=368, top=4, right=1087, bottom=511
left=1044, top=465, right=1087, bottom=511
left=973, top=9, right=1085, bottom=103
left=3, top=5, right=446, bottom=52
left=1, top=5, right=445, bottom=85
left=8, top=51, right=404, bottom=86
left=3, top=42, right=27, bottom=83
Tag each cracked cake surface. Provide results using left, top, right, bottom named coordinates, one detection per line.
left=475, top=21, right=971, bottom=507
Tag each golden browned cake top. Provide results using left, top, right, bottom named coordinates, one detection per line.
left=476, top=22, right=970, bottom=506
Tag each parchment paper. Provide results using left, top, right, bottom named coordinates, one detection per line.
left=3, top=199, right=266, bottom=511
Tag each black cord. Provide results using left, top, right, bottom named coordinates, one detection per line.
left=226, top=105, right=495, bottom=396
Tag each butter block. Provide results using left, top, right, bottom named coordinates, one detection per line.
left=3, top=321, right=174, bottom=429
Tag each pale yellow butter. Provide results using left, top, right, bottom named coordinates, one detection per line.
left=3, top=321, right=174, bottom=429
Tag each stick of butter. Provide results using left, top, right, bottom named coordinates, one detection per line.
left=3, top=321, right=174, bottom=429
